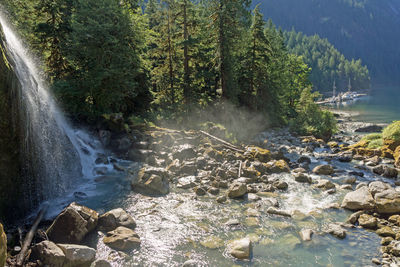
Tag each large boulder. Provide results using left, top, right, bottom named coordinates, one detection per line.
left=57, top=244, right=96, bottom=267
left=98, top=208, right=136, bottom=232
left=103, top=226, right=141, bottom=251
left=368, top=181, right=392, bottom=197
left=131, top=166, right=170, bottom=195
left=46, top=202, right=99, bottom=244
left=227, top=182, right=247, bottom=198
left=0, top=223, right=6, bottom=267
left=227, top=238, right=252, bottom=260
left=312, top=165, right=334, bottom=175
left=375, top=189, right=400, bottom=214
left=31, top=241, right=65, bottom=267
left=355, top=125, right=383, bottom=133
left=341, top=186, right=375, bottom=211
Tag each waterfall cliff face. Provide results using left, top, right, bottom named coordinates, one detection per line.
left=0, top=15, right=95, bottom=222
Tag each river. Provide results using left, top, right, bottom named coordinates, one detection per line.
left=333, top=86, right=400, bottom=124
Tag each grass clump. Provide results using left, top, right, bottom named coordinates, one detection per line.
left=382, top=121, right=400, bottom=141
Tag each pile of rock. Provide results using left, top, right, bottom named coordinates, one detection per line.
left=30, top=203, right=139, bottom=266
left=342, top=181, right=400, bottom=264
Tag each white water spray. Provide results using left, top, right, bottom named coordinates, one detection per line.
left=0, top=13, right=100, bottom=213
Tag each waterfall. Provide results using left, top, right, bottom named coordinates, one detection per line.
left=0, top=14, right=98, bottom=215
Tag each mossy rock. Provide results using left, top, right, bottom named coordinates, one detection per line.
left=382, top=121, right=400, bottom=150
left=0, top=223, right=6, bottom=267
left=354, top=147, right=382, bottom=157
left=394, top=146, right=400, bottom=168
left=245, top=146, right=271, bottom=162
left=328, top=141, right=338, bottom=148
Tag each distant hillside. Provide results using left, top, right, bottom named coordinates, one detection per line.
left=253, top=0, right=400, bottom=85
left=284, top=30, right=370, bottom=93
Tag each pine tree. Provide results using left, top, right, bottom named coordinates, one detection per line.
left=55, top=0, right=150, bottom=120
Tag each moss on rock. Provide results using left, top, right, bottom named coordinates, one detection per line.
left=0, top=223, right=6, bottom=267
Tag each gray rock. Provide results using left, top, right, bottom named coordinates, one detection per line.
left=299, top=229, right=313, bottom=241
left=131, top=167, right=170, bottom=195
left=46, top=202, right=98, bottom=244
left=266, top=207, right=291, bottom=217
left=358, top=214, right=377, bottom=229
left=368, top=181, right=392, bottom=197
left=227, top=238, right=252, bottom=260
left=227, top=183, right=247, bottom=198
left=98, top=208, right=136, bottom=232
left=316, top=179, right=335, bottom=190
left=103, top=226, right=141, bottom=251
left=341, top=186, right=375, bottom=211
left=312, top=165, right=334, bottom=175
left=294, top=173, right=312, bottom=184
left=343, top=177, right=356, bottom=185
left=177, top=176, right=197, bottom=189
left=31, top=241, right=65, bottom=267
left=297, top=156, right=311, bottom=165
left=326, top=223, right=346, bottom=239
left=346, top=210, right=365, bottom=224
left=375, top=189, right=400, bottom=214
left=57, top=244, right=96, bottom=267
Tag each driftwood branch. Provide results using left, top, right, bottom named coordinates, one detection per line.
left=199, top=130, right=244, bottom=153
left=16, top=204, right=48, bottom=266
left=238, top=160, right=242, bottom=178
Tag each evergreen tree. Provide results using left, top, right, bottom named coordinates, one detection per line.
left=54, top=0, right=150, bottom=120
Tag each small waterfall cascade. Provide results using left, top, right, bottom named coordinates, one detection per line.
left=0, top=14, right=100, bottom=214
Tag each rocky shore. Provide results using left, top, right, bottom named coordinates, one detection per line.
left=3, top=111, right=400, bottom=266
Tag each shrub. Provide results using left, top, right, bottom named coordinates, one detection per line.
left=382, top=121, right=400, bottom=141
left=368, top=138, right=383, bottom=149
left=361, top=133, right=382, bottom=141
left=289, top=88, right=337, bottom=141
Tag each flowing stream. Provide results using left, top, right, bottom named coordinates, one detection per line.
left=0, top=12, right=389, bottom=267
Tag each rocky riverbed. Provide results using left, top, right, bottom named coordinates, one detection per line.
left=4, top=111, right=400, bottom=266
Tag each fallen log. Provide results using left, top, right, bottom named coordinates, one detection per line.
left=199, top=130, right=244, bottom=153
left=16, top=203, right=48, bottom=266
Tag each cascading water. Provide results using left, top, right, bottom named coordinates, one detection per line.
left=0, top=14, right=99, bottom=216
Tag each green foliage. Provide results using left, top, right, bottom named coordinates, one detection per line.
left=382, top=121, right=400, bottom=141
left=55, top=0, right=151, bottom=121
left=367, top=139, right=383, bottom=149
left=284, top=30, right=370, bottom=93
left=4, top=0, right=339, bottom=138
left=289, top=88, right=337, bottom=140
left=361, top=133, right=382, bottom=142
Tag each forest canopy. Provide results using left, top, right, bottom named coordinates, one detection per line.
left=1, top=0, right=343, bottom=140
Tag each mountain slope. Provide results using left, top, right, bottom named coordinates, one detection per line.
left=253, top=0, right=400, bottom=84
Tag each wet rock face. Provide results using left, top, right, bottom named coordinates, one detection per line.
left=0, top=29, right=24, bottom=221
left=0, top=223, right=6, bottom=267
left=46, top=202, right=99, bottom=244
